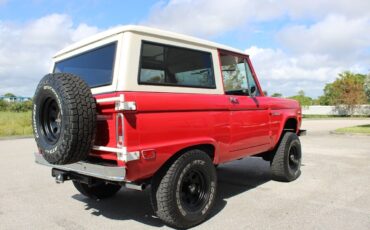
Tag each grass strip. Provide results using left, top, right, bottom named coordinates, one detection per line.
left=0, top=111, right=32, bottom=137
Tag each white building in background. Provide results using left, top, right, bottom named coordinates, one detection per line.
left=302, top=105, right=370, bottom=116
left=0, top=95, right=31, bottom=103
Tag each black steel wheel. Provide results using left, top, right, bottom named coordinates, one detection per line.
left=151, top=149, right=217, bottom=229
left=180, top=169, right=208, bottom=213
left=40, top=97, right=62, bottom=144
left=271, top=132, right=302, bottom=182
left=288, top=145, right=301, bottom=173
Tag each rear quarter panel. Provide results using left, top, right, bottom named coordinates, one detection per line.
left=123, top=92, right=231, bottom=181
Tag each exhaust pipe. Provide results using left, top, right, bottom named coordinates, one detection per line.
left=125, top=182, right=146, bottom=191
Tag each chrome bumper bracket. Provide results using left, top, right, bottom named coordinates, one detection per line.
left=298, top=129, right=307, bottom=136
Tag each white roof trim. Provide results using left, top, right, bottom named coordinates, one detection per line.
left=53, top=25, right=247, bottom=58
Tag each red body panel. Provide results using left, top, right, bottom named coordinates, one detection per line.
left=91, top=91, right=300, bottom=182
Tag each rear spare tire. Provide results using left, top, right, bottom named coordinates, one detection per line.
left=32, top=73, right=96, bottom=165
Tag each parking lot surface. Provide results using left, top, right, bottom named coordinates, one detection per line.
left=0, top=119, right=369, bottom=229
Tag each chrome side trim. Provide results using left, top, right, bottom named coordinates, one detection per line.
left=96, top=94, right=136, bottom=111
left=92, top=145, right=140, bottom=162
left=271, top=112, right=281, bottom=116
left=93, top=145, right=126, bottom=153
left=96, top=95, right=123, bottom=103
left=34, top=152, right=126, bottom=182
left=115, top=101, right=136, bottom=111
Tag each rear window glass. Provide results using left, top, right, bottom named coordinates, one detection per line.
left=138, top=42, right=215, bottom=88
left=54, top=42, right=117, bottom=88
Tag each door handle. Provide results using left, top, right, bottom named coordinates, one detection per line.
left=229, top=97, right=239, bottom=104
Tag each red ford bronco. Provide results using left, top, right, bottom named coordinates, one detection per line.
left=32, top=25, right=305, bottom=228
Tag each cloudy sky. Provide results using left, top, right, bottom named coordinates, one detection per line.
left=0, top=0, right=369, bottom=97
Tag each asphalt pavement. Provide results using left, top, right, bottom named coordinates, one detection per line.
left=0, top=119, right=369, bottom=229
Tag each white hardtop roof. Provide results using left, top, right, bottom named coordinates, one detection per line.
left=54, top=25, right=247, bottom=58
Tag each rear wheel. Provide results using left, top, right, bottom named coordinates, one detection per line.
left=151, top=150, right=217, bottom=229
left=271, top=132, right=302, bottom=182
left=73, top=181, right=121, bottom=199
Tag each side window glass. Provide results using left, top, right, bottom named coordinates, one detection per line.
left=54, top=42, right=117, bottom=88
left=245, top=61, right=260, bottom=96
left=220, top=53, right=260, bottom=96
left=220, top=54, right=248, bottom=95
left=139, top=42, right=216, bottom=88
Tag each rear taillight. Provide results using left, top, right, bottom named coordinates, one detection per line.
left=116, top=113, right=124, bottom=148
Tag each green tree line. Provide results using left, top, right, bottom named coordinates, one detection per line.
left=270, top=71, right=370, bottom=109
left=0, top=98, right=32, bottom=112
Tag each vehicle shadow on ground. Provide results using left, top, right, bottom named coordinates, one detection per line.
left=208, top=157, right=271, bottom=221
left=71, top=157, right=271, bottom=228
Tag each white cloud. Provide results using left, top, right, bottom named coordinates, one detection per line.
left=283, top=0, right=370, bottom=19
left=0, top=14, right=99, bottom=96
left=277, top=15, right=370, bottom=59
left=143, top=0, right=370, bottom=37
left=247, top=14, right=370, bottom=97
left=143, top=0, right=282, bottom=37
left=246, top=45, right=366, bottom=97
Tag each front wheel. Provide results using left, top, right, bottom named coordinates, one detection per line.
left=271, top=132, right=302, bottom=182
left=151, top=149, right=217, bottom=229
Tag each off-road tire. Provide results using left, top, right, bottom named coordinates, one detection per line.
left=271, top=132, right=302, bottom=182
left=73, top=181, right=121, bottom=199
left=32, top=73, right=96, bottom=165
left=151, top=150, right=217, bottom=229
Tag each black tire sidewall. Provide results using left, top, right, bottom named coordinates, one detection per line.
left=174, top=157, right=217, bottom=223
left=282, top=133, right=302, bottom=180
left=33, top=75, right=68, bottom=163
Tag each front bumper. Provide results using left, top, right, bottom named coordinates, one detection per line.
left=34, top=152, right=126, bottom=182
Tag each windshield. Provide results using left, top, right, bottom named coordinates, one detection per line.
left=54, top=42, right=117, bottom=88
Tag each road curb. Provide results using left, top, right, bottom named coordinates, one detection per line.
left=0, top=135, right=33, bottom=141
left=329, top=131, right=370, bottom=136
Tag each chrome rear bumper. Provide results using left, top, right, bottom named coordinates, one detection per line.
left=34, top=152, right=126, bottom=182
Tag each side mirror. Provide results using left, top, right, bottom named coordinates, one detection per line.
left=250, top=86, right=256, bottom=97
